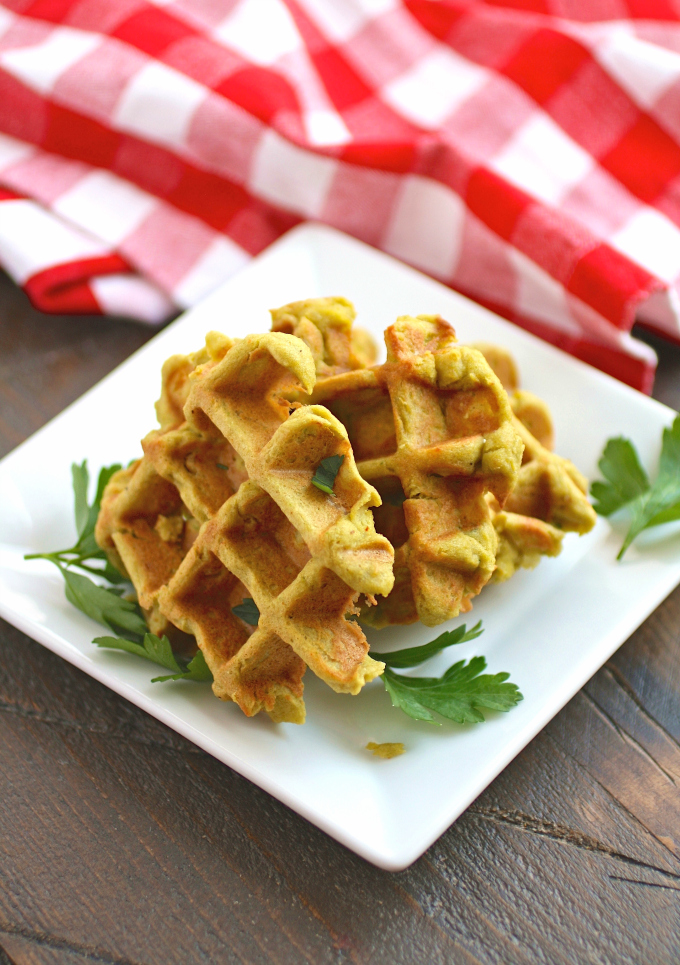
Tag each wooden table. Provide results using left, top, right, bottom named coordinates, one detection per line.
left=1, top=270, right=679, bottom=965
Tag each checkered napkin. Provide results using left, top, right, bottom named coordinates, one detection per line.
left=1, top=1, right=680, bottom=392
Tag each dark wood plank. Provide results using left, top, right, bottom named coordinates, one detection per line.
left=0, top=272, right=157, bottom=460
left=2, top=619, right=679, bottom=965
left=0, top=932, right=128, bottom=965
left=1, top=275, right=680, bottom=965
left=634, top=324, right=680, bottom=412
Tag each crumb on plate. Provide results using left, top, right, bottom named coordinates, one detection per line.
left=366, top=741, right=405, bottom=759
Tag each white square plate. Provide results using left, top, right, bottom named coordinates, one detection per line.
left=1, top=224, right=678, bottom=871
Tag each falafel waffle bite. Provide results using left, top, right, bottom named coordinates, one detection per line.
left=96, top=324, right=394, bottom=724
left=472, top=344, right=596, bottom=583
left=303, top=314, right=525, bottom=628
left=95, top=295, right=596, bottom=722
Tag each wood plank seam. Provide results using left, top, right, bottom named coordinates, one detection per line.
left=544, top=728, right=680, bottom=869
left=468, top=806, right=680, bottom=881
left=608, top=876, right=680, bottom=893
left=580, top=689, right=678, bottom=787
left=0, top=922, right=148, bottom=965
left=603, top=662, right=680, bottom=752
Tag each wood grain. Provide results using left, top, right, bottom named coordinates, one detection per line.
left=1, top=273, right=679, bottom=965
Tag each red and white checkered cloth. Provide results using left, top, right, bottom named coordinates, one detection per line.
left=2, top=1, right=680, bottom=392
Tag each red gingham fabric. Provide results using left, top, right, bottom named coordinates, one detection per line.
left=2, top=2, right=680, bottom=390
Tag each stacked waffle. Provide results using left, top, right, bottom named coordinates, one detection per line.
left=470, top=343, right=596, bottom=585
left=96, top=298, right=595, bottom=722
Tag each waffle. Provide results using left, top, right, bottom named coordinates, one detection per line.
left=270, top=296, right=377, bottom=376
left=159, top=479, right=383, bottom=723
left=184, top=332, right=394, bottom=597
left=155, top=330, right=235, bottom=430
left=307, top=315, right=524, bottom=627
left=472, top=343, right=596, bottom=582
left=96, top=300, right=595, bottom=717
left=97, top=329, right=394, bottom=723
left=96, top=331, right=244, bottom=634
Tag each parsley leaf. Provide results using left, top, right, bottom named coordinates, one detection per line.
left=25, top=460, right=123, bottom=578
left=382, top=658, right=522, bottom=724
left=371, top=621, right=482, bottom=668
left=152, top=650, right=213, bottom=683
left=94, top=633, right=183, bottom=671
left=72, top=460, right=90, bottom=537
left=62, top=568, right=147, bottom=637
left=591, top=415, right=680, bottom=559
left=590, top=439, right=649, bottom=517
left=232, top=598, right=260, bottom=625
left=95, top=632, right=213, bottom=683
left=372, top=621, right=522, bottom=725
left=312, top=454, right=344, bottom=495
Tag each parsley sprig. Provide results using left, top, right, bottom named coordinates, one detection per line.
left=24, top=460, right=147, bottom=638
left=591, top=414, right=680, bottom=559
left=25, top=461, right=124, bottom=583
left=62, top=567, right=147, bottom=638
left=25, top=460, right=213, bottom=685
left=92, top=633, right=212, bottom=682
left=312, top=454, right=344, bottom=494
left=25, top=460, right=523, bottom=723
left=370, top=622, right=522, bottom=724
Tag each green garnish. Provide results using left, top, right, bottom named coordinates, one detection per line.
left=24, top=460, right=148, bottom=638
left=311, top=454, right=344, bottom=494
left=25, top=460, right=124, bottom=582
left=372, top=621, right=483, bottom=668
left=152, top=650, right=213, bottom=683
left=591, top=414, right=680, bottom=559
left=25, top=459, right=213, bottom=686
left=94, top=632, right=183, bottom=670
left=371, top=622, right=522, bottom=724
left=232, top=598, right=260, bottom=625
left=63, top=568, right=147, bottom=637
left=381, top=657, right=522, bottom=724
left=94, top=633, right=214, bottom=683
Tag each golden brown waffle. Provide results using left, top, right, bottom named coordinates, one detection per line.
left=472, top=343, right=596, bottom=582
left=510, top=390, right=554, bottom=451
left=95, top=422, right=243, bottom=636
left=487, top=498, right=564, bottom=582
left=95, top=328, right=246, bottom=619
left=155, top=330, right=235, bottom=430
left=307, top=315, right=524, bottom=627
left=98, top=330, right=394, bottom=723
left=184, top=332, right=394, bottom=598
left=507, top=416, right=595, bottom=533
left=270, top=297, right=377, bottom=376
left=159, top=480, right=385, bottom=723
left=96, top=446, right=304, bottom=720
